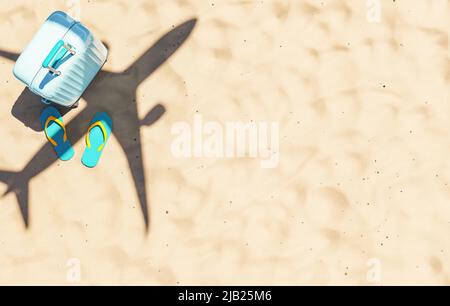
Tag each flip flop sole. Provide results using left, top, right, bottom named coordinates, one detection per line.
left=81, top=112, right=112, bottom=168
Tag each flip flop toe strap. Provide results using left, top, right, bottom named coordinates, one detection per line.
left=45, top=116, right=67, bottom=147
left=86, top=121, right=108, bottom=152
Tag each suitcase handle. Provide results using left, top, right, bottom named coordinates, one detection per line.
left=42, top=40, right=76, bottom=76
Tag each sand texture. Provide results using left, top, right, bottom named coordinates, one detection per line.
left=0, top=0, right=449, bottom=285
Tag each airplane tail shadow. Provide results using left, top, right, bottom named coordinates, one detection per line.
left=0, top=170, right=29, bottom=228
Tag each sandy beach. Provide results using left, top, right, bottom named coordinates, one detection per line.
left=0, top=0, right=449, bottom=285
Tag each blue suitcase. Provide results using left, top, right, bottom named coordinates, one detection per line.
left=13, top=11, right=108, bottom=107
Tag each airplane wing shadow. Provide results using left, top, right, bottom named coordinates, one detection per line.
left=0, top=18, right=197, bottom=232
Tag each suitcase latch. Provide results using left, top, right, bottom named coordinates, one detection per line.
left=42, top=40, right=76, bottom=76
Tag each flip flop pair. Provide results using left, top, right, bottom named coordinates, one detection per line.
left=40, top=107, right=112, bottom=168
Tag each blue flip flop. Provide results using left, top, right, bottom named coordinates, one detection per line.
left=81, top=112, right=112, bottom=168
left=40, top=106, right=74, bottom=161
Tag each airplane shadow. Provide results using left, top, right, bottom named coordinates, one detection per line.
left=0, top=18, right=197, bottom=232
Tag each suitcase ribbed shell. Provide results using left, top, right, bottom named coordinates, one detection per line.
left=13, top=11, right=108, bottom=107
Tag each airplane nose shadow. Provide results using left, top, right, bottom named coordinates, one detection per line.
left=141, top=103, right=166, bottom=126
